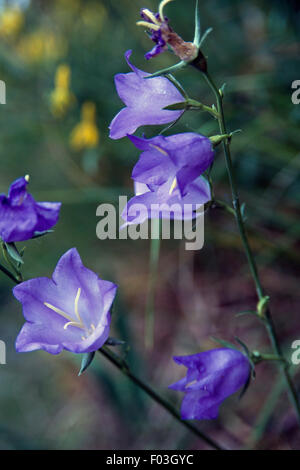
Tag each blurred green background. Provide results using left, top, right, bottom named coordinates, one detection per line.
left=0, top=0, right=299, bottom=450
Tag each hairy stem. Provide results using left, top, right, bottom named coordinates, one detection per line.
left=98, top=346, right=224, bottom=450
left=201, top=70, right=300, bottom=426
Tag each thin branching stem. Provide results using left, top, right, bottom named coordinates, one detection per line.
left=98, top=346, right=225, bottom=450
left=201, top=70, right=300, bottom=426
left=0, top=264, right=225, bottom=449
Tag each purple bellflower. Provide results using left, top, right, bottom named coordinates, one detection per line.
left=0, top=176, right=61, bottom=243
left=13, top=248, right=117, bottom=354
left=169, top=348, right=251, bottom=420
left=129, top=133, right=214, bottom=197
left=121, top=177, right=211, bottom=227
left=109, top=50, right=184, bottom=140
left=137, top=1, right=198, bottom=61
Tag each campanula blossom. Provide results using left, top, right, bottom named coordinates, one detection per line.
left=109, top=50, right=184, bottom=140
left=121, top=177, right=211, bottom=227
left=13, top=248, right=117, bottom=354
left=137, top=0, right=198, bottom=61
left=0, top=176, right=61, bottom=243
left=169, top=348, right=251, bottom=420
left=128, top=133, right=214, bottom=197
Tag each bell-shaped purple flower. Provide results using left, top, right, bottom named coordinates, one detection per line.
left=13, top=248, right=117, bottom=355
left=129, top=133, right=214, bottom=197
left=121, top=177, right=211, bottom=227
left=169, top=348, right=251, bottom=420
left=109, top=50, right=184, bottom=140
left=0, top=176, right=61, bottom=243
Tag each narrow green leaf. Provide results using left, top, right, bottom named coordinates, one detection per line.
left=163, top=101, right=187, bottom=111
left=220, top=83, right=227, bottom=95
left=235, top=310, right=258, bottom=318
left=198, top=27, right=213, bottom=48
left=78, top=351, right=95, bottom=376
left=32, top=230, right=54, bottom=239
left=145, top=61, right=187, bottom=79
left=106, top=337, right=125, bottom=346
left=166, top=74, right=189, bottom=100
left=5, top=242, right=24, bottom=265
left=239, top=372, right=252, bottom=399
left=211, top=336, right=237, bottom=350
left=234, top=336, right=250, bottom=356
left=193, top=0, right=201, bottom=47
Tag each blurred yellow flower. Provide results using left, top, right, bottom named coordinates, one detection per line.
left=56, top=0, right=81, bottom=11
left=50, top=64, right=75, bottom=117
left=70, top=102, right=100, bottom=151
left=0, top=7, right=24, bottom=39
left=81, top=3, right=107, bottom=31
left=17, top=30, right=66, bottom=64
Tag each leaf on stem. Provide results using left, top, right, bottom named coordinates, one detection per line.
left=145, top=61, right=187, bottom=79
left=4, top=242, right=24, bottom=265
left=105, top=337, right=125, bottom=346
left=193, top=0, right=201, bottom=47
left=78, top=351, right=95, bottom=376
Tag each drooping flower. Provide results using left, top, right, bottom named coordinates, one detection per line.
left=50, top=64, right=75, bottom=118
left=13, top=248, right=117, bottom=355
left=0, top=176, right=61, bottom=243
left=109, top=50, right=184, bottom=140
left=137, top=0, right=198, bottom=61
left=128, top=133, right=214, bottom=197
left=169, top=348, right=251, bottom=420
left=70, top=102, right=99, bottom=150
left=121, top=176, right=211, bottom=227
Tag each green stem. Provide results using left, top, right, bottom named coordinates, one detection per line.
left=145, top=219, right=161, bottom=349
left=99, top=346, right=224, bottom=450
left=1, top=262, right=224, bottom=450
left=201, top=70, right=300, bottom=426
left=213, top=199, right=236, bottom=217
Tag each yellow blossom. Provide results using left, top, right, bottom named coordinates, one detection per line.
left=50, top=64, right=75, bottom=117
left=0, top=7, right=24, bottom=39
left=17, top=30, right=66, bottom=64
left=81, top=3, right=107, bottom=31
left=70, top=102, right=100, bottom=151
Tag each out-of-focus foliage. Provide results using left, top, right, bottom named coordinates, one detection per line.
left=0, top=0, right=299, bottom=450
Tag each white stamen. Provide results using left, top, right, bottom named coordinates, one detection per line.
left=169, top=177, right=177, bottom=195
left=150, top=144, right=168, bottom=156
left=74, top=288, right=82, bottom=323
left=136, top=21, right=161, bottom=31
left=64, top=321, right=84, bottom=330
left=44, top=302, right=74, bottom=323
left=44, top=287, right=85, bottom=332
left=141, top=8, right=161, bottom=25
left=185, top=380, right=197, bottom=389
left=159, top=0, right=174, bottom=22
